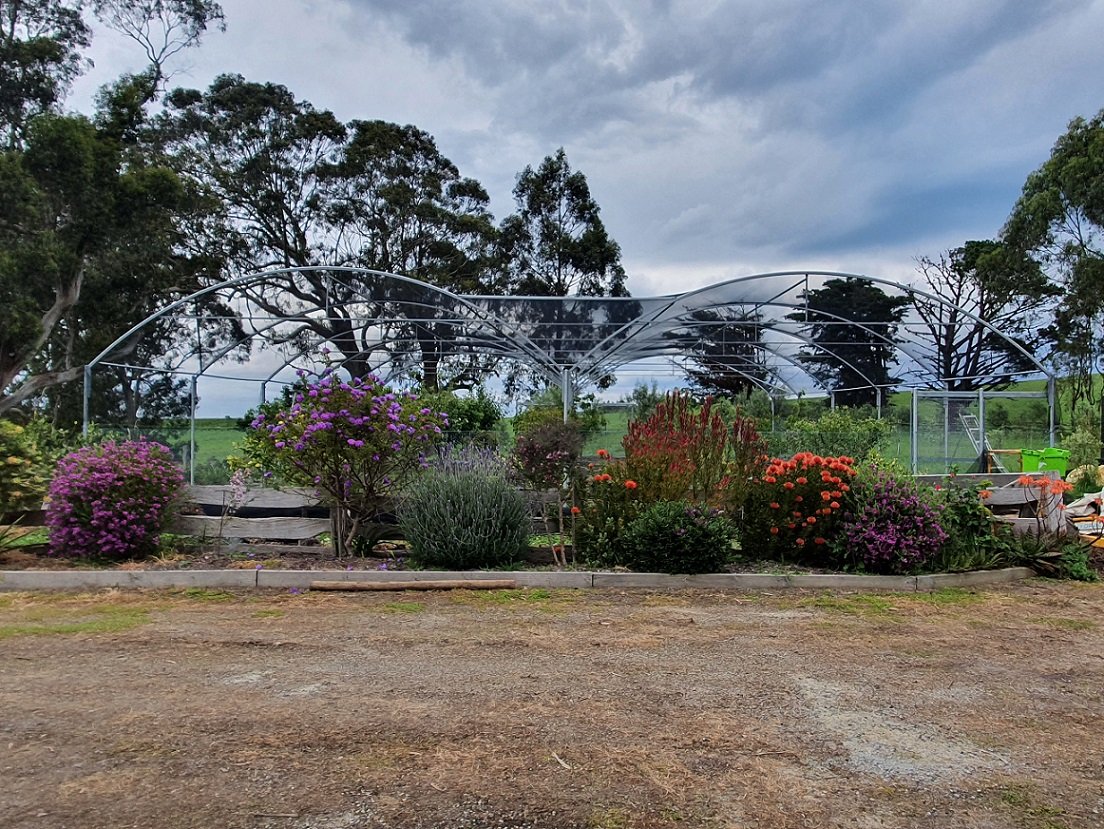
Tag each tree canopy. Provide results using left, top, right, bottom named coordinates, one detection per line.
left=790, top=278, right=909, bottom=408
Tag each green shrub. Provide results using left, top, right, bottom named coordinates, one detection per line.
left=575, top=455, right=643, bottom=568
left=617, top=500, right=734, bottom=574
left=929, top=480, right=1015, bottom=571
left=767, top=409, right=889, bottom=462
left=401, top=472, right=529, bottom=569
left=0, top=417, right=70, bottom=513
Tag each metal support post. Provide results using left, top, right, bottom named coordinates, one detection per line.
left=188, top=376, right=198, bottom=486
left=911, top=389, right=919, bottom=474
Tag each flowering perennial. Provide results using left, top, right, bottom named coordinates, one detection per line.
left=247, top=372, right=448, bottom=555
left=837, top=473, right=948, bottom=573
left=746, top=452, right=856, bottom=554
left=46, top=440, right=184, bottom=560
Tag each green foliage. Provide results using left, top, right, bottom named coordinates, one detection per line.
left=417, top=387, right=501, bottom=440
left=513, top=388, right=605, bottom=442
left=501, top=147, right=627, bottom=298
left=617, top=501, right=734, bottom=574
left=0, top=419, right=50, bottom=512
left=1004, top=109, right=1104, bottom=415
left=627, top=381, right=662, bottom=421
left=1055, top=544, right=1098, bottom=582
left=575, top=456, right=644, bottom=568
left=401, top=472, right=529, bottom=569
left=770, top=408, right=889, bottom=462
left=929, top=481, right=1015, bottom=572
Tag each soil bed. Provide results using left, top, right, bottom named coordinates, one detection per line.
left=3, top=580, right=1104, bottom=828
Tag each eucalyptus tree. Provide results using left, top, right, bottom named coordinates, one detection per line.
left=1004, top=109, right=1104, bottom=413
left=0, top=0, right=226, bottom=420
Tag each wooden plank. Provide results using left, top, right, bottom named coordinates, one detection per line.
left=185, top=485, right=323, bottom=510
left=171, top=515, right=331, bottom=540
left=309, top=579, right=517, bottom=592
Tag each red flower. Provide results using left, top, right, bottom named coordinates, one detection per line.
left=624, top=480, right=638, bottom=490
left=796, top=476, right=808, bottom=485
left=770, top=526, right=779, bottom=535
left=769, top=502, right=780, bottom=509
left=570, top=505, right=581, bottom=515
left=597, top=448, right=611, bottom=459
left=783, top=481, right=795, bottom=490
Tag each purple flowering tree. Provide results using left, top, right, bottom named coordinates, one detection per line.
left=246, top=372, right=448, bottom=556
left=46, top=440, right=185, bottom=560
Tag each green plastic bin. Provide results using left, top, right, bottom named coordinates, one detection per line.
left=1020, top=449, right=1043, bottom=472
left=1039, top=447, right=1070, bottom=476
left=1020, top=448, right=1070, bottom=476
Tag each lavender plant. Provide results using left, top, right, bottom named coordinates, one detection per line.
left=45, top=440, right=184, bottom=560
left=244, top=371, right=448, bottom=555
left=400, top=471, right=529, bottom=569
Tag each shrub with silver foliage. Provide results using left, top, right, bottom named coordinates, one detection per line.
left=401, top=472, right=529, bottom=569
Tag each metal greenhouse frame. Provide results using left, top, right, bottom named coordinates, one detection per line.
left=83, top=267, right=1056, bottom=479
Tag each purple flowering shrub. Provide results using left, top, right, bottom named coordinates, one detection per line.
left=245, top=372, right=448, bottom=555
left=46, top=440, right=184, bottom=560
left=833, top=472, right=948, bottom=574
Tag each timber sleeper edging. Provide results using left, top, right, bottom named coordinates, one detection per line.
left=0, top=567, right=1037, bottom=592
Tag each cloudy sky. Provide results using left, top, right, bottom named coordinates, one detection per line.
left=68, top=0, right=1104, bottom=299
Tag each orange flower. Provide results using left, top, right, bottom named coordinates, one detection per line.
left=783, top=481, right=795, bottom=490
left=979, top=489, right=992, bottom=499
left=764, top=475, right=777, bottom=484
left=821, top=491, right=831, bottom=501
left=806, top=516, right=817, bottom=524
left=624, top=480, right=638, bottom=490
left=840, top=484, right=850, bottom=492
left=830, top=501, right=840, bottom=509
left=1017, top=474, right=1033, bottom=486
left=570, top=505, right=581, bottom=515
left=796, top=476, right=808, bottom=485
left=597, top=448, right=610, bottom=459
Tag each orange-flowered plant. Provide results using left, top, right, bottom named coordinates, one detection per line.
left=744, top=452, right=857, bottom=558
left=574, top=452, right=646, bottom=566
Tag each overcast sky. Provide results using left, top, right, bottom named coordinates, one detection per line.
left=68, top=0, right=1104, bottom=300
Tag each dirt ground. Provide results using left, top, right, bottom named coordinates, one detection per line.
left=2, top=581, right=1103, bottom=829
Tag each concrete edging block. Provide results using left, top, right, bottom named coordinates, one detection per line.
left=786, top=574, right=917, bottom=591
left=915, top=567, right=1035, bottom=591
left=0, top=569, right=257, bottom=591
left=0, top=566, right=1036, bottom=593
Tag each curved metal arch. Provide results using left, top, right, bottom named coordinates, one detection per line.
left=580, top=325, right=878, bottom=398
left=86, top=266, right=550, bottom=377
left=661, top=271, right=1052, bottom=379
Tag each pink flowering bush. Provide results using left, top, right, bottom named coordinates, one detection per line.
left=244, top=372, right=448, bottom=556
left=46, top=440, right=184, bottom=560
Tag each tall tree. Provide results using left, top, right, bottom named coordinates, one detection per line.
left=0, top=0, right=90, bottom=148
left=1003, top=109, right=1104, bottom=413
left=911, top=240, right=1058, bottom=391
left=789, top=278, right=908, bottom=408
left=157, top=80, right=504, bottom=387
left=681, top=307, right=770, bottom=398
left=0, top=0, right=226, bottom=418
left=501, top=148, right=627, bottom=297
